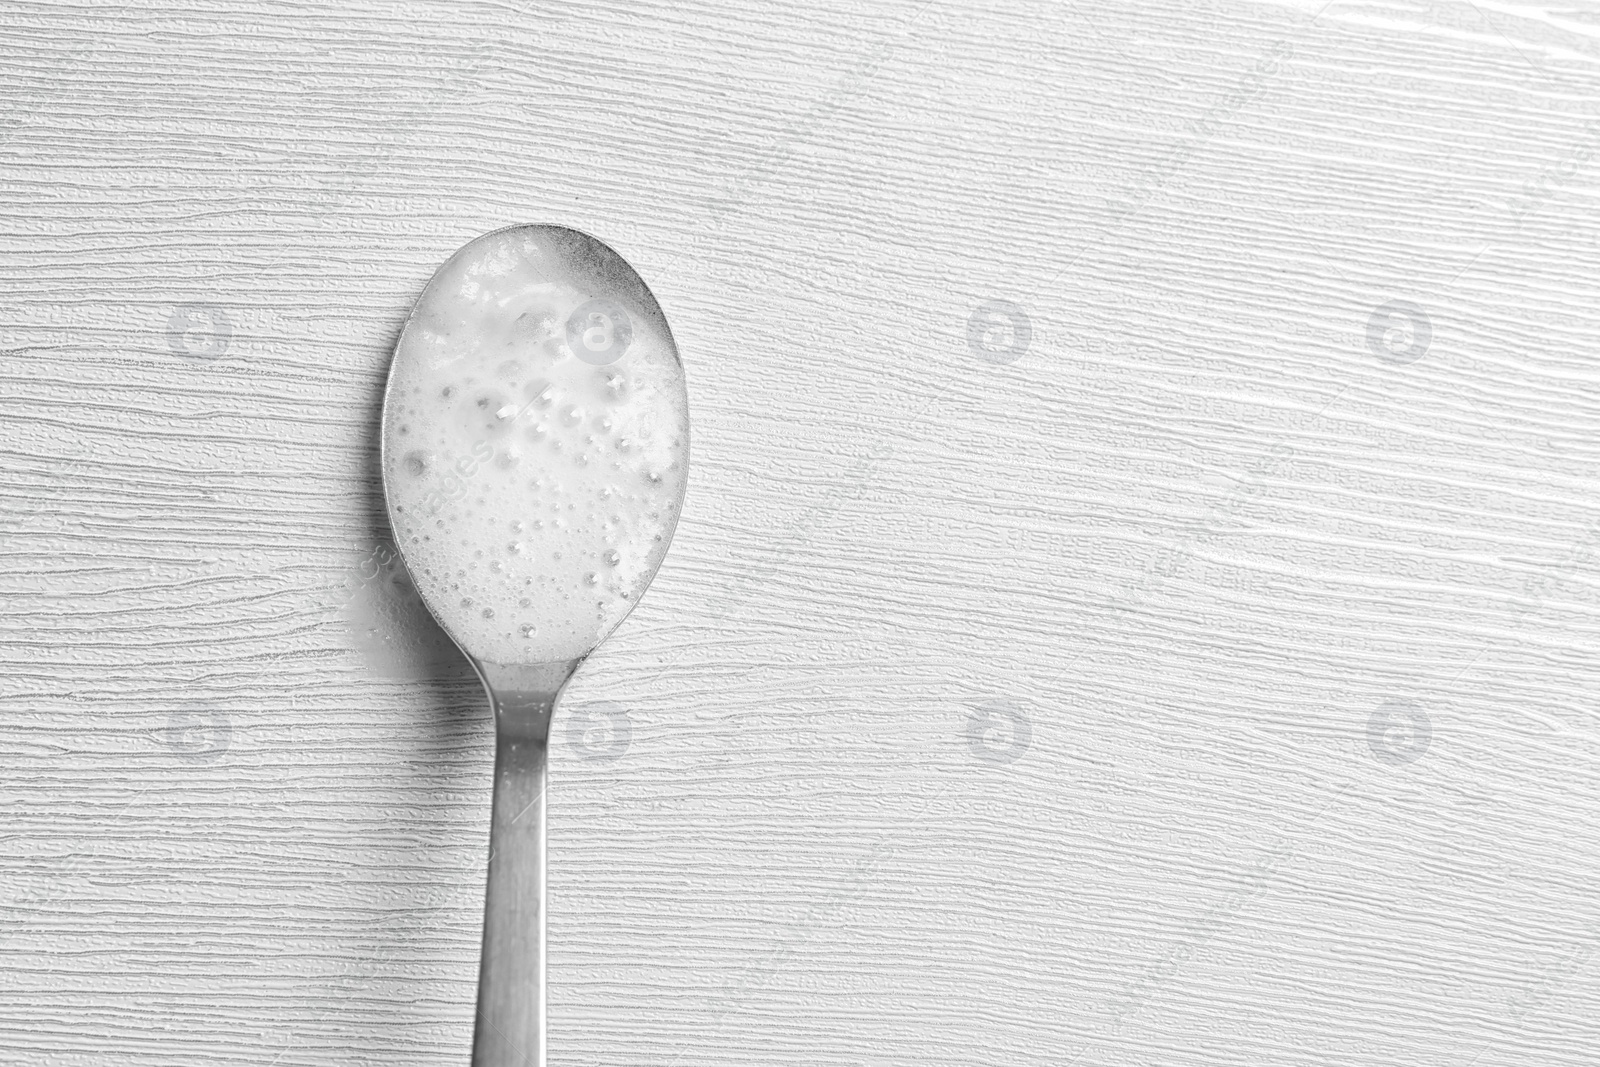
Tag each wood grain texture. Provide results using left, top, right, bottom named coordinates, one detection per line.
left=3, top=0, right=1600, bottom=1063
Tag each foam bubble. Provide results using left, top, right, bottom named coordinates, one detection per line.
left=383, top=228, right=688, bottom=664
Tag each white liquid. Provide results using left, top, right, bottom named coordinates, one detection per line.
left=382, top=228, right=689, bottom=664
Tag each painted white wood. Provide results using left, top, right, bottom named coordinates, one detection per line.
left=3, top=0, right=1599, bottom=1063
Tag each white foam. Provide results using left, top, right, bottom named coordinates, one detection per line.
left=382, top=228, right=689, bottom=664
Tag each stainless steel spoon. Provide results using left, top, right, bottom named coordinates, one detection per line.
left=378, top=224, right=689, bottom=1066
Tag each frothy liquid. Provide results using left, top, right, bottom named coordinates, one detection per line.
left=382, top=228, right=689, bottom=664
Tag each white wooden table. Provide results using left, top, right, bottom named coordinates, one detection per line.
left=4, top=1, right=1600, bottom=1064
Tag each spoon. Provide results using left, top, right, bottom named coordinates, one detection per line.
left=379, top=224, right=690, bottom=1066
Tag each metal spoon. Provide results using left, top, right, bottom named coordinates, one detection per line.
left=378, top=224, right=689, bottom=1066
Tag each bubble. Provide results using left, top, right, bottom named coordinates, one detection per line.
left=514, top=309, right=558, bottom=343
left=460, top=390, right=514, bottom=439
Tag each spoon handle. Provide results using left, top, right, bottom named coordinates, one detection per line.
left=472, top=730, right=548, bottom=1067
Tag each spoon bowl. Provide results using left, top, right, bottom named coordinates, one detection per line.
left=379, top=224, right=689, bottom=1066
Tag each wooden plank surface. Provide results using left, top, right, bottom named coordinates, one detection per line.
left=3, top=0, right=1600, bottom=1063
